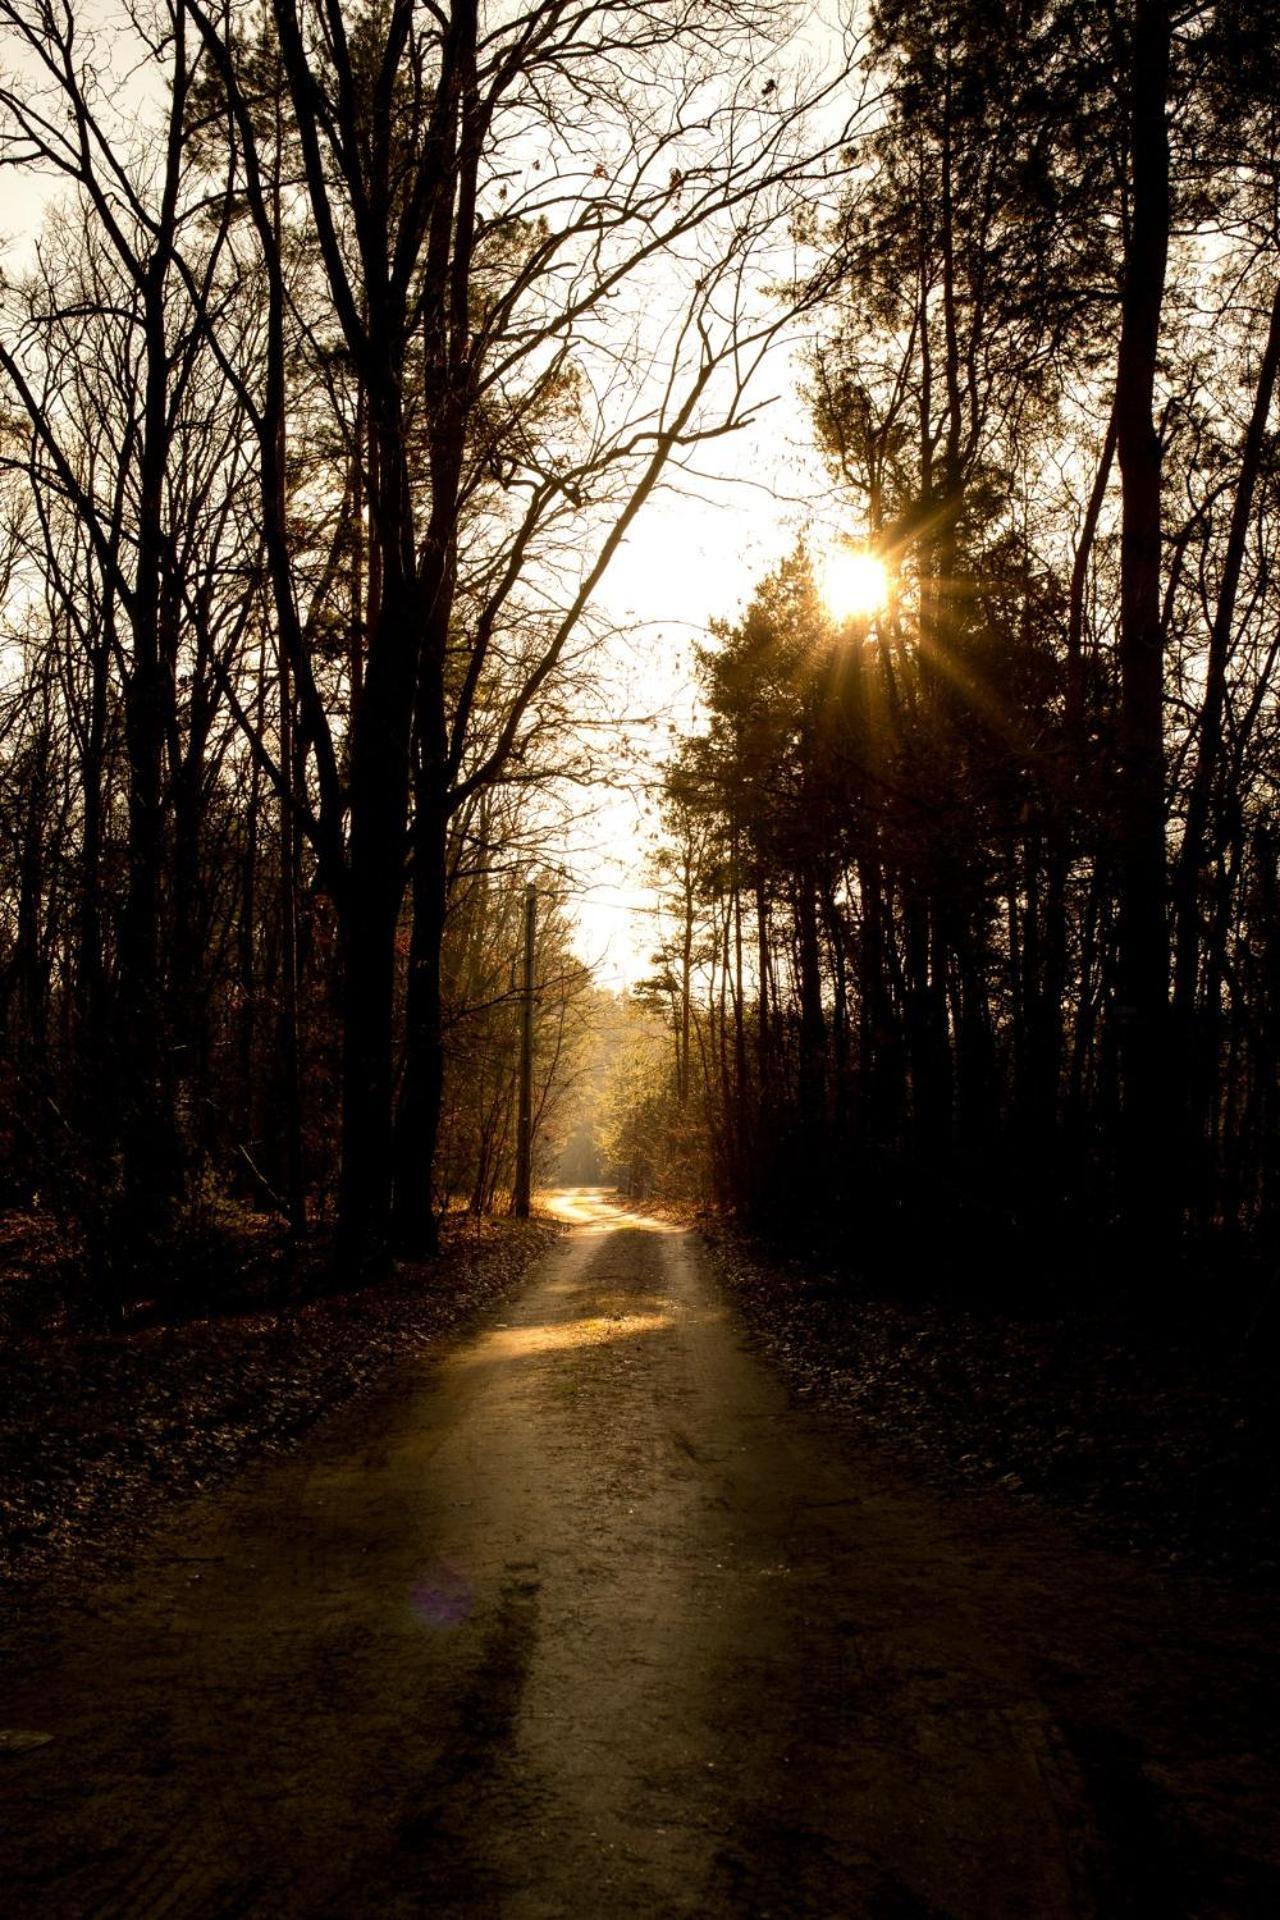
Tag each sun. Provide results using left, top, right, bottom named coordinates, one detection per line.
left=820, top=549, right=889, bottom=623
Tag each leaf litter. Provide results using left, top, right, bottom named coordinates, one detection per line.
left=702, top=1227, right=1279, bottom=1583
left=0, top=1212, right=563, bottom=1606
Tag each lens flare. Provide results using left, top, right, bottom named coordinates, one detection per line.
left=410, top=1560, right=472, bottom=1629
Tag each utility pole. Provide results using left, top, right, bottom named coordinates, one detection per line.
left=514, top=883, right=536, bottom=1218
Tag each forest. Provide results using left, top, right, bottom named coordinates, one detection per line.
left=607, top=0, right=1280, bottom=1306
left=5, top=4, right=1280, bottom=1915
left=0, top=0, right=829, bottom=1312
left=0, top=0, right=1277, bottom=1305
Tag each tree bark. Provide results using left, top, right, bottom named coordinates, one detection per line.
left=117, top=262, right=182, bottom=1275
left=1113, top=0, right=1172, bottom=1236
left=1172, top=275, right=1280, bottom=1018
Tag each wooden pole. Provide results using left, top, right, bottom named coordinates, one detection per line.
left=514, top=883, right=536, bottom=1218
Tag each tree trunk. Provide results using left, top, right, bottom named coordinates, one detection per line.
left=337, top=550, right=418, bottom=1274
left=1172, top=276, right=1280, bottom=1018
left=392, top=698, right=449, bottom=1256
left=116, top=269, right=181, bottom=1279
left=1113, top=0, right=1172, bottom=1239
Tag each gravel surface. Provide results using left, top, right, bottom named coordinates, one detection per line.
left=3, top=1191, right=1278, bottom=1918
left=0, top=1212, right=563, bottom=1602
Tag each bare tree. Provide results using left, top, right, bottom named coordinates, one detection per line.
left=181, top=0, right=853, bottom=1267
left=0, top=0, right=249, bottom=1286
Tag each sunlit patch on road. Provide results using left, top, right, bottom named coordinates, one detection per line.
left=409, top=1560, right=472, bottom=1630
left=455, top=1311, right=673, bottom=1368
left=541, top=1186, right=685, bottom=1235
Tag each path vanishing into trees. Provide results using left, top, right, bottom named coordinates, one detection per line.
left=3, top=1192, right=1278, bottom=1917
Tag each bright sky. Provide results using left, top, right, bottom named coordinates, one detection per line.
left=565, top=344, right=846, bottom=990
left=0, top=0, right=860, bottom=993
left=548, top=10, right=862, bottom=990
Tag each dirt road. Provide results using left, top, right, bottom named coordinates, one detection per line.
left=3, top=1193, right=1277, bottom=1916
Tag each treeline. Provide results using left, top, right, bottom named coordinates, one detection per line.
left=0, top=0, right=834, bottom=1310
left=633, top=0, right=1280, bottom=1281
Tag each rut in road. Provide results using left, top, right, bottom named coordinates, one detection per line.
left=3, top=1192, right=1277, bottom=1917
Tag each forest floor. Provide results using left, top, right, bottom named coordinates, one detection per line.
left=0, top=1209, right=563, bottom=1603
left=704, top=1228, right=1280, bottom=1584
left=1, top=1188, right=1277, bottom=1916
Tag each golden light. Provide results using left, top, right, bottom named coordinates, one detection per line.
left=820, top=549, right=889, bottom=623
